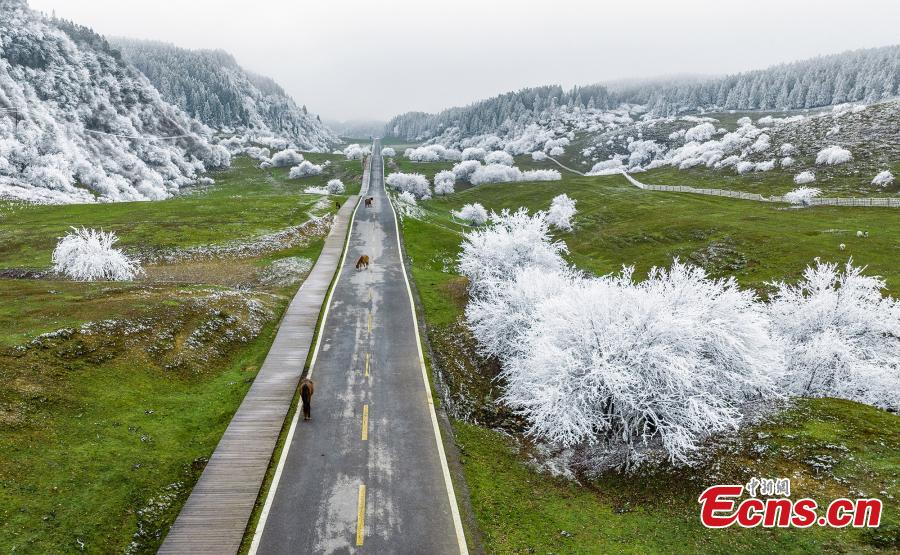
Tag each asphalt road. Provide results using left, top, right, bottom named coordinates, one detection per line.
left=250, top=140, right=466, bottom=554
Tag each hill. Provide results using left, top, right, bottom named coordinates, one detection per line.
left=0, top=0, right=230, bottom=204
left=112, top=39, right=337, bottom=151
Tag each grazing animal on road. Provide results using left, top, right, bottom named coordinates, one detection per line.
left=365, top=197, right=374, bottom=208
left=300, top=378, right=314, bottom=421
left=356, top=255, right=370, bottom=270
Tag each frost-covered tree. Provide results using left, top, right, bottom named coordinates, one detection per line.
left=871, top=170, right=895, bottom=187
left=288, top=160, right=323, bottom=178
left=769, top=259, right=900, bottom=411
left=397, top=191, right=417, bottom=205
left=547, top=194, right=577, bottom=230
left=532, top=151, right=548, bottom=161
left=484, top=151, right=514, bottom=166
left=816, top=145, right=853, bottom=165
left=458, top=209, right=568, bottom=298
left=269, top=149, right=304, bottom=167
left=452, top=203, right=488, bottom=226
left=52, top=227, right=142, bottom=281
left=385, top=172, right=431, bottom=198
left=784, top=187, right=821, bottom=205
left=794, top=171, right=816, bottom=184
left=343, top=143, right=370, bottom=160
left=381, top=147, right=396, bottom=157
left=434, top=170, right=456, bottom=196
left=326, top=179, right=345, bottom=194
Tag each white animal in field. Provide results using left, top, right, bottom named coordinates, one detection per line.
left=857, top=231, right=864, bottom=237
left=839, top=243, right=846, bottom=251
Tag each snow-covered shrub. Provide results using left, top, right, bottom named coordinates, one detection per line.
left=270, top=149, right=304, bottom=167
left=405, top=145, right=461, bottom=162
left=397, top=191, right=417, bottom=205
left=462, top=147, right=487, bottom=161
left=452, top=160, right=482, bottom=182
left=751, top=133, right=771, bottom=153
left=343, top=144, right=370, bottom=160
left=470, top=164, right=522, bottom=185
left=386, top=172, right=431, bottom=198
left=793, top=171, right=816, bottom=184
left=871, top=170, right=894, bottom=187
left=288, top=160, right=323, bottom=178
left=326, top=179, right=345, bottom=194
left=781, top=156, right=795, bottom=168
left=816, top=146, right=852, bottom=165
left=548, top=146, right=565, bottom=156
left=458, top=209, right=568, bottom=298
left=382, top=147, right=396, bottom=157
left=547, top=194, right=576, bottom=231
left=586, top=158, right=624, bottom=176
left=755, top=160, right=776, bottom=172
left=627, top=140, right=664, bottom=167
left=780, top=143, right=797, bottom=156
left=784, top=187, right=821, bottom=205
left=433, top=170, right=456, bottom=196
left=452, top=203, right=489, bottom=226
left=521, top=169, right=562, bottom=182
left=52, top=227, right=142, bottom=281
left=769, top=259, right=899, bottom=410
left=532, top=151, right=548, bottom=161
left=735, top=161, right=756, bottom=175
left=684, top=122, right=715, bottom=142
left=475, top=261, right=778, bottom=468
left=484, top=151, right=514, bottom=166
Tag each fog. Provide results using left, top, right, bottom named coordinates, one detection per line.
left=28, top=0, right=900, bottom=122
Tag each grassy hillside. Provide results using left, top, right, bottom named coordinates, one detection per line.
left=0, top=153, right=357, bottom=552
left=394, top=162, right=900, bottom=552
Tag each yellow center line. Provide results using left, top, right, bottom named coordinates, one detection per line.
left=365, top=353, right=370, bottom=377
left=356, top=484, right=366, bottom=546
left=368, top=312, right=372, bottom=333
left=361, top=404, right=369, bottom=441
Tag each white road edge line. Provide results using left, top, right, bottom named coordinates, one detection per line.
left=382, top=144, right=469, bottom=554
left=248, top=157, right=370, bottom=555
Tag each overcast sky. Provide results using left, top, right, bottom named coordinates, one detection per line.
left=28, top=0, right=900, bottom=122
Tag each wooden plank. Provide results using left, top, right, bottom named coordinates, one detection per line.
left=158, top=195, right=361, bottom=554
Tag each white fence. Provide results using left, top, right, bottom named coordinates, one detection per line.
left=621, top=172, right=900, bottom=208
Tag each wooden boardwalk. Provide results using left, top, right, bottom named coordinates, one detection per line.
left=159, top=195, right=361, bottom=554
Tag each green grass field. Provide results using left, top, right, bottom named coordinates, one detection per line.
left=394, top=163, right=900, bottom=553
left=0, top=153, right=356, bottom=552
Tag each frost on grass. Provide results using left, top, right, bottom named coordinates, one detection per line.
left=52, top=227, right=142, bottom=281
left=769, top=259, right=900, bottom=411
left=259, top=257, right=314, bottom=287
left=288, top=160, right=323, bottom=178
left=871, top=170, right=894, bottom=187
left=381, top=147, right=396, bottom=157
left=386, top=172, right=431, bottom=199
left=547, top=194, right=577, bottom=230
left=452, top=203, right=488, bottom=226
left=794, top=171, right=816, bottom=184
left=815, top=145, right=852, bottom=165
left=326, top=179, right=345, bottom=194
left=784, top=187, right=822, bottom=205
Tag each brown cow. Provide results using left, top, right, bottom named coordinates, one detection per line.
left=300, top=378, right=314, bottom=421
left=355, top=255, right=370, bottom=270
left=364, top=197, right=374, bottom=208
left=335, top=201, right=342, bottom=209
